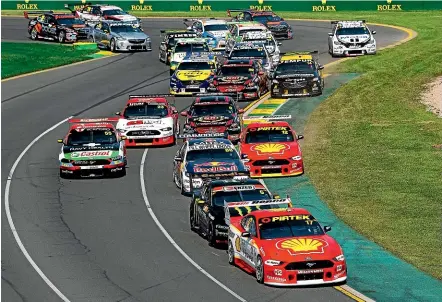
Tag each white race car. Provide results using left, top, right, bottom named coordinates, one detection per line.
left=115, top=95, right=179, bottom=147
left=184, top=18, right=229, bottom=50
left=328, top=20, right=376, bottom=57
left=232, top=31, right=281, bottom=64
left=66, top=3, right=141, bottom=27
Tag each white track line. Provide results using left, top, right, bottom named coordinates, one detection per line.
left=139, top=149, right=247, bottom=302
left=4, top=117, right=73, bottom=302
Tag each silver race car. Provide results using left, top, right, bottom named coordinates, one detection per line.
left=89, top=21, right=151, bottom=52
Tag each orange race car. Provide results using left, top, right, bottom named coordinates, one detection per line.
left=226, top=201, right=347, bottom=286
left=238, top=115, right=304, bottom=178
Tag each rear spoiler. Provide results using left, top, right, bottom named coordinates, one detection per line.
left=243, top=115, right=292, bottom=121
left=280, top=51, right=318, bottom=56
left=23, top=10, right=53, bottom=19
left=194, top=92, right=238, bottom=97
left=177, top=133, right=227, bottom=139
left=68, top=117, right=119, bottom=123
left=189, top=171, right=250, bottom=192
left=331, top=20, right=365, bottom=24
left=129, top=94, right=175, bottom=98
left=224, top=198, right=291, bottom=224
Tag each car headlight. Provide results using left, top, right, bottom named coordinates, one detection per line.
left=333, top=254, right=345, bottom=262
left=272, top=80, right=279, bottom=84
left=161, top=127, right=172, bottom=131
left=292, top=156, right=302, bottom=160
left=265, top=260, right=283, bottom=266
left=333, top=40, right=341, bottom=45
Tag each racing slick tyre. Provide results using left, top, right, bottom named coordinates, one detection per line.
left=228, top=240, right=236, bottom=266
left=110, top=38, right=117, bottom=52
left=255, top=256, right=265, bottom=284
left=189, top=202, right=197, bottom=232
left=207, top=222, right=217, bottom=247
left=30, top=27, right=38, bottom=40
left=58, top=31, right=66, bottom=43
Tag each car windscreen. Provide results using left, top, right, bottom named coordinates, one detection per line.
left=57, top=18, right=85, bottom=26
left=220, top=66, right=253, bottom=77
left=67, top=129, right=117, bottom=145
left=205, top=24, right=228, bottom=31
left=246, top=128, right=294, bottom=143
left=174, top=43, right=209, bottom=53
left=239, top=29, right=266, bottom=36
left=230, top=48, right=266, bottom=58
left=111, top=25, right=142, bottom=33
left=276, top=61, right=315, bottom=74
left=102, top=9, right=126, bottom=16
left=177, top=61, right=213, bottom=70
left=213, top=189, right=271, bottom=206
left=253, top=15, right=282, bottom=22
left=259, top=215, right=324, bottom=239
left=336, top=27, right=370, bottom=35
left=191, top=104, right=234, bottom=116
left=187, top=148, right=238, bottom=161
left=123, top=104, right=168, bottom=118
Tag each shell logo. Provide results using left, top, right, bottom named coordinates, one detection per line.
left=251, top=143, right=288, bottom=155
left=276, top=238, right=328, bottom=255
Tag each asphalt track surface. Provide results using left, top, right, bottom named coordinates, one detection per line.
left=1, top=17, right=408, bottom=302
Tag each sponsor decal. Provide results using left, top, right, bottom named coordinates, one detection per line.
left=190, top=0, right=211, bottom=11
left=377, top=0, right=402, bottom=12
left=251, top=143, right=289, bottom=155
left=194, top=161, right=238, bottom=173
left=222, top=185, right=255, bottom=192
left=71, top=151, right=111, bottom=158
left=312, top=0, right=336, bottom=12
left=259, top=215, right=314, bottom=223
left=131, top=0, right=153, bottom=11
left=267, top=275, right=287, bottom=282
left=250, top=0, right=272, bottom=11
left=297, top=269, right=324, bottom=274
left=235, top=236, right=241, bottom=252
left=276, top=238, right=328, bottom=256
left=17, top=0, right=38, bottom=10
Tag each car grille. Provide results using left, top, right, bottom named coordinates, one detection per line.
left=130, top=138, right=153, bottom=143
left=80, top=169, right=105, bottom=177
left=261, top=167, right=282, bottom=174
left=128, top=39, right=145, bottom=44
left=297, top=273, right=324, bottom=281
left=269, top=25, right=288, bottom=32
left=72, top=159, right=110, bottom=166
left=127, top=130, right=161, bottom=136
left=253, top=159, right=290, bottom=166
left=285, top=260, right=334, bottom=270
left=282, top=81, right=308, bottom=89
left=180, top=80, right=202, bottom=86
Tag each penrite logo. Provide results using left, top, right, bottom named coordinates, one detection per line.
left=250, top=0, right=272, bottom=11
left=17, top=0, right=38, bottom=10
left=131, top=0, right=153, bottom=11
left=377, top=0, right=402, bottom=11
left=190, top=0, right=212, bottom=11
left=312, top=0, right=336, bottom=12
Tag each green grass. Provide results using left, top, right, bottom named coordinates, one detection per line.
left=1, top=42, right=97, bottom=78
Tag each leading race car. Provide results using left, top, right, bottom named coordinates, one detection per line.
left=226, top=42, right=275, bottom=73
left=328, top=20, right=376, bottom=57
left=65, top=3, right=141, bottom=27
left=25, top=11, right=88, bottom=43
left=172, top=135, right=249, bottom=195
left=159, top=29, right=199, bottom=64
left=211, top=59, right=269, bottom=101
left=169, top=38, right=212, bottom=74
left=227, top=9, right=293, bottom=40
left=239, top=115, right=304, bottom=178
left=115, top=95, right=179, bottom=147
left=181, top=93, right=244, bottom=142
left=227, top=206, right=347, bottom=286
left=89, top=21, right=151, bottom=52
left=58, top=118, right=127, bottom=178
left=184, top=18, right=229, bottom=50
left=190, top=178, right=278, bottom=246
left=170, top=53, right=217, bottom=94
left=271, top=51, right=324, bottom=98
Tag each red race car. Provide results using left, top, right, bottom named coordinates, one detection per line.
left=181, top=93, right=244, bottom=143
left=238, top=115, right=304, bottom=178
left=115, top=94, right=179, bottom=147
left=209, top=59, right=269, bottom=101
left=226, top=201, right=347, bottom=286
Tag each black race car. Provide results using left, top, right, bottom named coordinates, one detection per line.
left=159, top=29, right=199, bottom=65
left=24, top=11, right=89, bottom=42
left=189, top=178, right=278, bottom=246
left=271, top=51, right=325, bottom=98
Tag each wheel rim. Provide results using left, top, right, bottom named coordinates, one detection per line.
left=31, top=29, right=37, bottom=39
left=228, top=242, right=234, bottom=263
left=111, top=40, right=115, bottom=51
left=256, top=258, right=263, bottom=281
left=59, top=32, right=64, bottom=43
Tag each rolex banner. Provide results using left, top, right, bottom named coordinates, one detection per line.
left=3, top=0, right=442, bottom=12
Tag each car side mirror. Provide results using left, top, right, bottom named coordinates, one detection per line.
left=104, top=30, right=108, bottom=33
left=180, top=111, right=188, bottom=116
left=173, top=109, right=178, bottom=114
left=196, top=198, right=206, bottom=204
left=297, top=135, right=304, bottom=140
left=372, top=30, right=376, bottom=35
left=241, top=153, right=248, bottom=159
left=241, top=232, right=250, bottom=238
left=187, top=26, right=192, bottom=30
left=174, top=156, right=182, bottom=161
left=324, top=226, right=332, bottom=233
left=258, top=71, right=264, bottom=75
left=318, top=65, right=324, bottom=70
left=277, top=42, right=282, bottom=46
left=161, top=41, right=166, bottom=45
left=238, top=109, right=245, bottom=114
left=328, top=32, right=333, bottom=36
left=120, top=136, right=127, bottom=140
left=57, top=139, right=63, bottom=143
left=115, top=111, right=120, bottom=116
left=273, top=194, right=280, bottom=199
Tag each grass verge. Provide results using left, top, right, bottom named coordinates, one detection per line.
left=1, top=42, right=97, bottom=79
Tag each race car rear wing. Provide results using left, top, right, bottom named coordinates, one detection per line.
left=224, top=198, right=292, bottom=224
left=194, top=93, right=238, bottom=97
left=177, top=133, right=228, bottom=139
left=243, top=115, right=292, bottom=121
left=23, top=10, right=54, bottom=19
left=68, top=117, right=120, bottom=124
left=280, top=51, right=318, bottom=56
left=331, top=20, right=366, bottom=24
left=189, top=171, right=250, bottom=192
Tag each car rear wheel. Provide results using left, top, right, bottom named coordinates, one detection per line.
left=30, top=27, right=38, bottom=40
left=255, top=256, right=264, bottom=284
left=110, top=39, right=116, bottom=52
left=189, top=202, right=197, bottom=231
left=58, top=31, right=66, bottom=43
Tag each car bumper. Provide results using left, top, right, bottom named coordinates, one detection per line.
left=270, top=30, right=293, bottom=40
left=115, top=40, right=152, bottom=51
left=213, top=86, right=259, bottom=100
left=271, top=84, right=322, bottom=98
left=170, top=82, right=211, bottom=95
left=60, top=162, right=125, bottom=177
left=244, top=161, right=303, bottom=178
left=125, top=134, right=174, bottom=146
left=332, top=44, right=376, bottom=56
